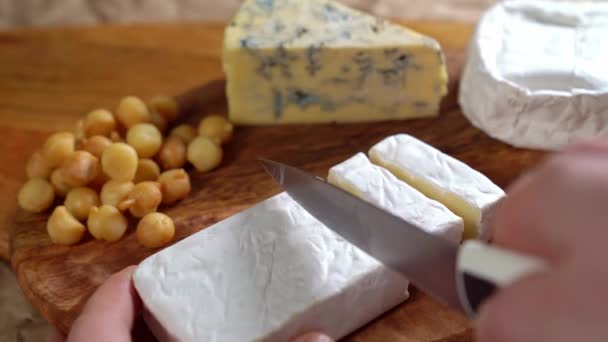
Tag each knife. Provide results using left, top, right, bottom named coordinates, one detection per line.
left=258, top=159, right=547, bottom=317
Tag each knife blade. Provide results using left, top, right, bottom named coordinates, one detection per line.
left=259, top=158, right=547, bottom=317
left=258, top=158, right=464, bottom=311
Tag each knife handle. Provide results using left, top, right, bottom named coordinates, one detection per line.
left=455, top=240, right=547, bottom=317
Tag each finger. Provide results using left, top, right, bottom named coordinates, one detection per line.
left=476, top=261, right=608, bottom=342
left=476, top=270, right=556, bottom=342
left=291, top=332, right=334, bottom=342
left=492, top=151, right=608, bottom=262
left=562, top=137, right=608, bottom=155
left=67, top=266, right=140, bottom=342
left=492, top=161, right=571, bottom=261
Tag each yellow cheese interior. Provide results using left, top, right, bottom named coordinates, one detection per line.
left=370, top=155, right=481, bottom=240
left=223, top=47, right=447, bottom=125
left=222, top=0, right=448, bottom=125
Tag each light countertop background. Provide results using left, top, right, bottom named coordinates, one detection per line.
left=0, top=0, right=599, bottom=341
left=0, top=0, right=497, bottom=29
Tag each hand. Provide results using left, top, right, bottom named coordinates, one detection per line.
left=47, top=265, right=141, bottom=342
left=475, top=138, right=608, bottom=342
left=47, top=264, right=331, bottom=342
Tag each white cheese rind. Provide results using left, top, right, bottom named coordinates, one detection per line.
left=459, top=0, right=608, bottom=151
left=368, top=134, right=505, bottom=240
left=328, top=152, right=463, bottom=244
left=133, top=192, right=409, bottom=342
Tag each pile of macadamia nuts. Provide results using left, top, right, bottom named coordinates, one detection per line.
left=18, top=95, right=234, bottom=248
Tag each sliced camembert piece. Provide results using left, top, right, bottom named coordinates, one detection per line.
left=133, top=193, right=409, bottom=342
left=368, top=134, right=505, bottom=240
left=222, top=0, right=448, bottom=124
left=328, top=153, right=463, bottom=244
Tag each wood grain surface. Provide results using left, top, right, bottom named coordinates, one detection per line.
left=3, top=21, right=546, bottom=340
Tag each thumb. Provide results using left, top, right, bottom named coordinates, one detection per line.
left=67, top=266, right=140, bottom=342
left=475, top=262, right=607, bottom=342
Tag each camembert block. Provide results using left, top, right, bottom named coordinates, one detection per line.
left=222, top=0, right=448, bottom=125
left=368, top=134, right=505, bottom=240
left=328, top=153, right=463, bottom=244
left=133, top=192, right=409, bottom=342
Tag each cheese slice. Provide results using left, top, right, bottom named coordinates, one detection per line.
left=328, top=153, right=463, bottom=244
left=459, top=0, right=608, bottom=151
left=133, top=192, right=409, bottom=342
left=222, top=0, right=448, bottom=125
left=368, top=134, right=505, bottom=240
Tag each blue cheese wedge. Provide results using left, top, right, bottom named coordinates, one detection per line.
left=369, top=134, right=505, bottom=240
left=133, top=192, right=409, bottom=342
left=328, top=153, right=463, bottom=244
left=222, top=0, right=448, bottom=125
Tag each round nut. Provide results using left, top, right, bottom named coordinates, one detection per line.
left=187, top=136, right=223, bottom=172
left=47, top=206, right=85, bottom=245
left=126, top=123, right=163, bottom=158
left=43, top=132, right=75, bottom=168
left=59, top=151, right=99, bottom=187
left=148, top=96, right=179, bottom=122
left=100, top=180, right=134, bottom=208
left=126, top=181, right=162, bottom=218
left=134, top=159, right=161, bottom=183
left=169, top=125, right=196, bottom=145
left=82, top=135, right=112, bottom=159
left=116, top=96, right=150, bottom=129
left=136, top=212, right=175, bottom=248
left=157, top=136, right=186, bottom=170
left=18, top=178, right=55, bottom=213
left=50, top=168, right=72, bottom=197
left=64, top=187, right=100, bottom=221
left=83, top=109, right=116, bottom=137
left=87, top=205, right=128, bottom=242
left=101, top=142, right=138, bottom=181
left=26, top=150, right=52, bottom=180
left=198, top=115, right=233, bottom=145
left=158, top=169, right=191, bottom=205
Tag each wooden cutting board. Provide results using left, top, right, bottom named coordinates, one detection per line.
left=4, top=21, right=546, bottom=340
